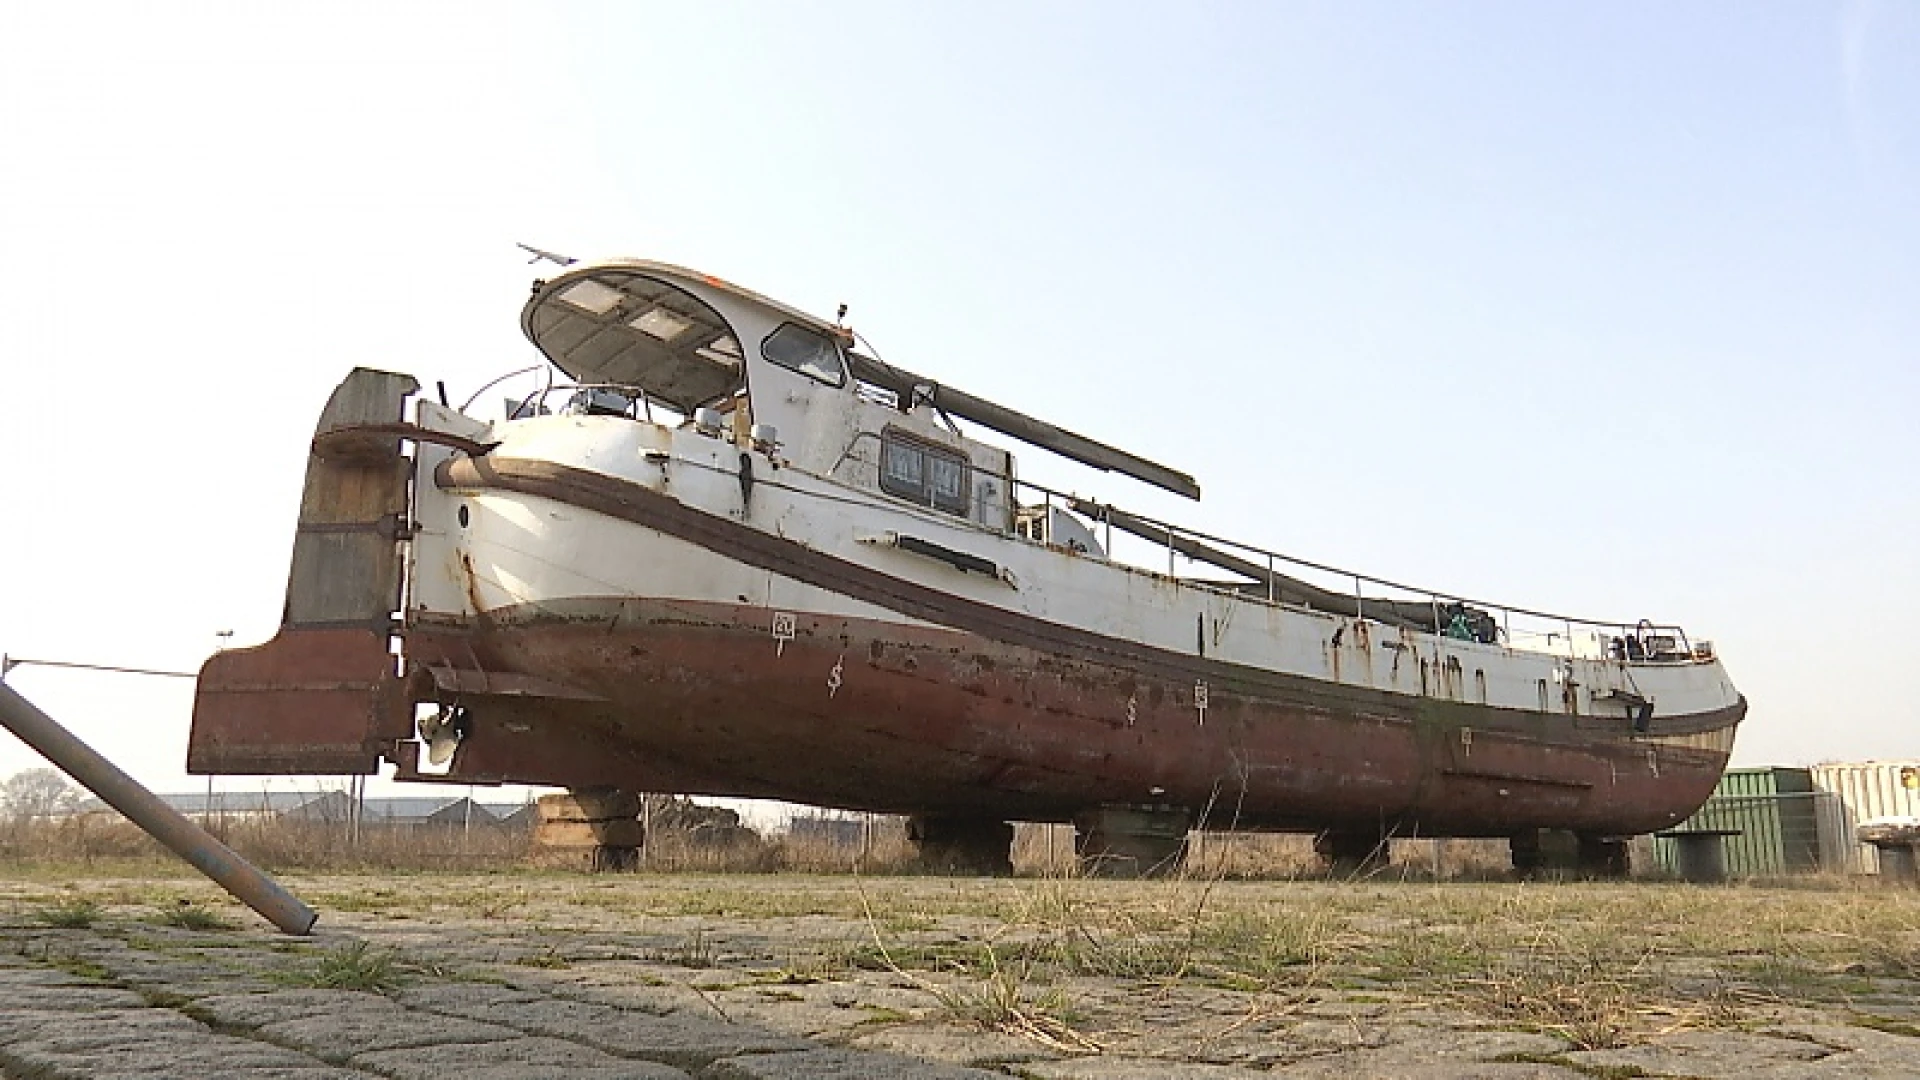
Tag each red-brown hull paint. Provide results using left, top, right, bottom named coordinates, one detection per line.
left=407, top=596, right=1737, bottom=837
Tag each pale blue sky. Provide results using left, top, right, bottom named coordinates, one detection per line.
left=0, top=2, right=1913, bottom=802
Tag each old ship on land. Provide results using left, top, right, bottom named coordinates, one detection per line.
left=191, top=256, right=1745, bottom=874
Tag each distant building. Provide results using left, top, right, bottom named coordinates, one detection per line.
left=496, top=803, right=539, bottom=830
left=74, top=791, right=313, bottom=822
left=279, top=791, right=354, bottom=822
left=787, top=814, right=868, bottom=847
left=357, top=796, right=499, bottom=827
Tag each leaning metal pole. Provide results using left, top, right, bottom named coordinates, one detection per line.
left=0, top=681, right=318, bottom=935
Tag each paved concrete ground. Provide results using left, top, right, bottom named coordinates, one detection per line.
left=1, top=876, right=1917, bottom=1078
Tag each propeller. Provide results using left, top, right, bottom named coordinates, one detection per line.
left=418, top=704, right=472, bottom=766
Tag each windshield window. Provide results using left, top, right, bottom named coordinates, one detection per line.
left=761, top=322, right=846, bottom=386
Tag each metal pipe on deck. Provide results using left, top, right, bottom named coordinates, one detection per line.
left=1075, top=499, right=1432, bottom=630
left=0, top=681, right=319, bottom=935
left=846, top=352, right=1202, bottom=500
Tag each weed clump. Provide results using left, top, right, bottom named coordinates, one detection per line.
left=33, top=898, right=102, bottom=929
left=930, top=947, right=1098, bottom=1054
left=280, top=940, right=405, bottom=992
left=512, top=946, right=571, bottom=969
left=156, top=901, right=233, bottom=932
left=652, top=929, right=718, bottom=968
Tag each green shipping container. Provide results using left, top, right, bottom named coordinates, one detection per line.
left=1652, top=767, right=1821, bottom=876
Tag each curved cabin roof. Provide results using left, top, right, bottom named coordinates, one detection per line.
left=520, top=258, right=1201, bottom=500
left=520, top=259, right=845, bottom=413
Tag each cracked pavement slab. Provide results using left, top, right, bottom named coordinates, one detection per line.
left=0, top=873, right=1915, bottom=1078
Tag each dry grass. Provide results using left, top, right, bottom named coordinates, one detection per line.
left=0, top=813, right=1659, bottom=885
left=155, top=900, right=234, bottom=931
left=0, top=814, right=1535, bottom=880
left=0, top=861, right=1914, bottom=1055
left=826, top=873, right=1920, bottom=1050
left=276, top=940, right=407, bottom=992
left=31, top=897, right=103, bottom=929
left=1010, top=824, right=1522, bottom=880
left=929, top=956, right=1101, bottom=1054
left=0, top=815, right=527, bottom=872
left=4, top=813, right=1917, bottom=1055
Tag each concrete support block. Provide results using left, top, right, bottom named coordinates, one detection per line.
left=1577, top=834, right=1632, bottom=878
left=1510, top=828, right=1581, bottom=878
left=1657, top=829, right=1737, bottom=884
left=906, top=815, right=1013, bottom=876
left=1074, top=805, right=1190, bottom=878
left=1873, top=844, right=1917, bottom=885
left=1315, top=830, right=1389, bottom=878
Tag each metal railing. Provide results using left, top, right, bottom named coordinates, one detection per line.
left=505, top=379, right=680, bottom=424
left=461, top=366, right=700, bottom=426
left=471, top=377, right=1702, bottom=666
left=827, top=433, right=1698, bottom=663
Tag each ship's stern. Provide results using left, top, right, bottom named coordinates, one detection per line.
left=187, top=368, right=421, bottom=775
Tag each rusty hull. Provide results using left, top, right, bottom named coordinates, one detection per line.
left=404, top=595, right=1733, bottom=836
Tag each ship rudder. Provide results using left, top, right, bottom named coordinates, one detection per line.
left=188, top=368, right=421, bottom=777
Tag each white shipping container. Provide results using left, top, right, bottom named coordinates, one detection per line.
left=1810, top=761, right=1920, bottom=874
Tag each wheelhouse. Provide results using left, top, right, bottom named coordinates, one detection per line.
left=520, top=260, right=1020, bottom=530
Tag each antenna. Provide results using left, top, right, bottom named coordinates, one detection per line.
left=833, top=303, right=856, bottom=348
left=516, top=242, right=577, bottom=268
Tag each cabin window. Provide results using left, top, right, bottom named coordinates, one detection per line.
left=880, top=431, right=970, bottom=515
left=760, top=322, right=846, bottom=386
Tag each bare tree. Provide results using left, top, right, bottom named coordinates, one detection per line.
left=2, top=768, right=80, bottom=823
